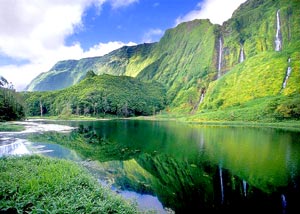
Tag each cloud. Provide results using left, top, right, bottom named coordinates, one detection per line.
left=142, top=29, right=164, bottom=43
left=109, top=0, right=139, bottom=9
left=83, top=41, right=136, bottom=58
left=0, top=40, right=136, bottom=91
left=175, top=0, right=247, bottom=26
left=0, top=0, right=137, bottom=91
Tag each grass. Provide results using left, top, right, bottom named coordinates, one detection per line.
left=133, top=112, right=300, bottom=132
left=0, top=155, right=139, bottom=214
left=0, top=122, right=25, bottom=132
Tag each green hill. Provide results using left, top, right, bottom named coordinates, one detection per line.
left=23, top=73, right=166, bottom=118
left=24, top=0, right=300, bottom=121
left=25, top=44, right=155, bottom=91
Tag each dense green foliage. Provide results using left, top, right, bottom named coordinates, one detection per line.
left=0, top=88, right=25, bottom=121
left=24, top=0, right=300, bottom=121
left=0, top=155, right=138, bottom=213
left=23, top=73, right=166, bottom=118
left=196, top=0, right=300, bottom=121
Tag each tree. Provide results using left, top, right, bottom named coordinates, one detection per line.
left=40, top=99, right=43, bottom=117
left=102, top=96, right=110, bottom=116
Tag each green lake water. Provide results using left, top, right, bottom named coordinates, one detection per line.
left=30, top=119, right=300, bottom=213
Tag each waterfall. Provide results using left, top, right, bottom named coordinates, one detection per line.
left=219, top=165, right=224, bottom=204
left=275, top=10, right=282, bottom=51
left=239, top=46, right=245, bottom=63
left=191, top=88, right=205, bottom=113
left=217, top=38, right=223, bottom=79
left=242, top=180, right=247, bottom=197
left=0, top=140, right=30, bottom=157
left=282, top=58, right=292, bottom=89
left=199, top=91, right=205, bottom=104
left=281, top=194, right=287, bottom=214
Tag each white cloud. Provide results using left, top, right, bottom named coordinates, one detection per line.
left=0, top=0, right=138, bottom=91
left=143, top=29, right=164, bottom=43
left=0, top=41, right=136, bottom=91
left=175, top=0, right=247, bottom=26
left=109, top=0, right=139, bottom=9
left=83, top=41, right=136, bottom=58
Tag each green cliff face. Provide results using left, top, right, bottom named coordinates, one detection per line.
left=137, top=19, right=217, bottom=110
left=197, top=0, right=300, bottom=120
left=25, top=44, right=155, bottom=91
left=25, top=0, right=300, bottom=119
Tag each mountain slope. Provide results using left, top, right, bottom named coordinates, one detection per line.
left=25, top=0, right=300, bottom=120
left=192, top=0, right=300, bottom=120
left=23, top=73, right=166, bottom=117
left=25, top=43, right=155, bottom=91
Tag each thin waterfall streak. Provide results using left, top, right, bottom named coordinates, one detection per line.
left=243, top=180, right=247, bottom=197
left=218, top=38, right=222, bottom=78
left=276, top=10, right=280, bottom=38
left=199, top=92, right=205, bottom=104
left=240, top=46, right=245, bottom=63
left=282, top=58, right=292, bottom=89
left=275, top=10, right=282, bottom=51
left=219, top=166, right=224, bottom=204
left=281, top=194, right=287, bottom=214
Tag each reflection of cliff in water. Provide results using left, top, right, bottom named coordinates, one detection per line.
left=126, top=153, right=298, bottom=213
left=29, top=121, right=300, bottom=213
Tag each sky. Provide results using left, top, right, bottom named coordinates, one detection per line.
left=0, top=0, right=247, bottom=91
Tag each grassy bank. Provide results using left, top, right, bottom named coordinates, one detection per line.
left=0, top=155, right=139, bottom=213
left=0, top=122, right=25, bottom=132
left=133, top=113, right=300, bottom=132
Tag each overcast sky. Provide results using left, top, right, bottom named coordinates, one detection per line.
left=0, top=0, right=246, bottom=91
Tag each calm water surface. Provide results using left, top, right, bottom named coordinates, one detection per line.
left=2, top=119, right=299, bottom=213
left=50, top=119, right=300, bottom=213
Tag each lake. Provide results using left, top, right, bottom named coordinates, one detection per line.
left=1, top=119, right=300, bottom=213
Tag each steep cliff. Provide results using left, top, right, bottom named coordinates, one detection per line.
left=25, top=0, right=300, bottom=119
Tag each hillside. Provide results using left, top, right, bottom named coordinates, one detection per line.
left=25, top=0, right=300, bottom=121
left=23, top=73, right=166, bottom=117
left=193, top=0, right=300, bottom=121
left=25, top=44, right=155, bottom=91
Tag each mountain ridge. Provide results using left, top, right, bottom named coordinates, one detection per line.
left=24, top=0, right=300, bottom=120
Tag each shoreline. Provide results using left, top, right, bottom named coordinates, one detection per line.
left=2, top=115, right=300, bottom=132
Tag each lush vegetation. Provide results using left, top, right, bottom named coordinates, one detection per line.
left=0, top=155, right=139, bottom=213
left=23, top=73, right=166, bottom=118
left=23, top=0, right=300, bottom=122
left=28, top=125, right=297, bottom=213
left=0, top=123, right=25, bottom=132
left=0, top=88, right=25, bottom=122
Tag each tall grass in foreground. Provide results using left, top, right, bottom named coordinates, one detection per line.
left=0, top=155, right=139, bottom=213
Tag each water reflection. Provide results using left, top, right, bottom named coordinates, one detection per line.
left=30, top=120, right=300, bottom=213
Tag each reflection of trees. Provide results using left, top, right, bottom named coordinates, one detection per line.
left=136, top=154, right=214, bottom=212
left=28, top=125, right=300, bottom=213
left=129, top=153, right=291, bottom=213
left=29, top=127, right=142, bottom=163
